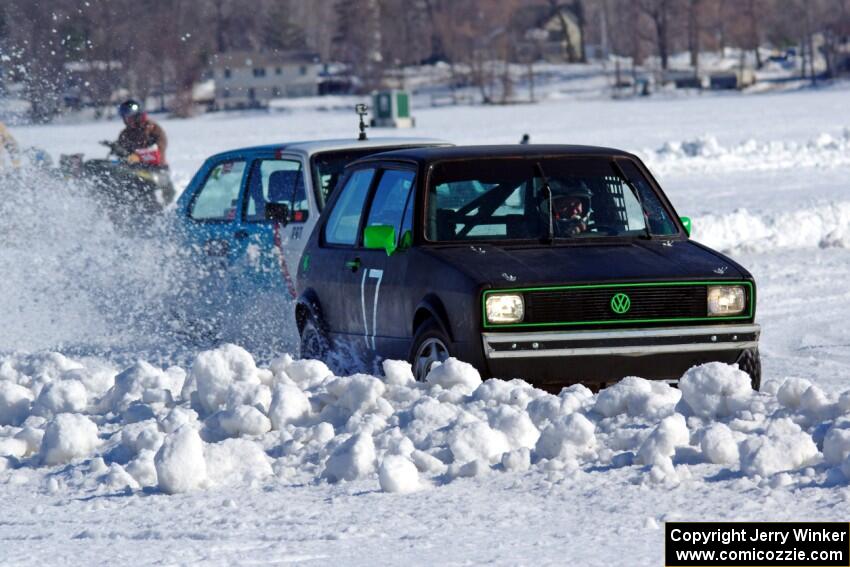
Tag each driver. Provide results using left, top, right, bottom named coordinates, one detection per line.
left=115, top=99, right=168, bottom=167
left=549, top=181, right=592, bottom=237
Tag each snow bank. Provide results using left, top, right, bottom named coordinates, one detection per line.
left=641, top=128, right=850, bottom=176
left=691, top=201, right=850, bottom=253
left=3, top=346, right=850, bottom=496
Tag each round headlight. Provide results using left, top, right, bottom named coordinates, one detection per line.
left=707, top=285, right=746, bottom=316
left=486, top=294, right=524, bottom=324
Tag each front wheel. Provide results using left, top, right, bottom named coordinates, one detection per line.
left=300, top=315, right=330, bottom=360
left=409, top=318, right=452, bottom=382
left=737, top=348, right=761, bottom=392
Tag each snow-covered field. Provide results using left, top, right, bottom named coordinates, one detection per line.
left=2, top=84, right=850, bottom=565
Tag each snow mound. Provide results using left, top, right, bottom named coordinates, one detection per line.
left=641, top=129, right=850, bottom=175
left=692, top=201, right=850, bottom=253
left=3, top=347, right=850, bottom=496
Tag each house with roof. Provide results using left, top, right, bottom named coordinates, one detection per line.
left=210, top=50, right=321, bottom=110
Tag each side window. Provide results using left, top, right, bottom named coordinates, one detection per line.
left=323, top=168, right=375, bottom=246
left=244, top=159, right=306, bottom=222
left=365, top=169, right=416, bottom=245
left=190, top=160, right=246, bottom=220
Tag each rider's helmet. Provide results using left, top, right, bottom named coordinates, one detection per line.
left=118, top=99, right=146, bottom=124
left=549, top=180, right=592, bottom=219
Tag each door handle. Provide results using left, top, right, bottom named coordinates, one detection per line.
left=234, top=229, right=249, bottom=240
left=345, top=257, right=361, bottom=272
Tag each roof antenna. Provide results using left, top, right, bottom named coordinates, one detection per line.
left=355, top=103, right=369, bottom=141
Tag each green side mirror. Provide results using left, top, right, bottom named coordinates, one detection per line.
left=364, top=224, right=397, bottom=256
left=680, top=216, right=692, bottom=237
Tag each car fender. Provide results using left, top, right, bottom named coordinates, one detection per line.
left=413, top=294, right=453, bottom=342
left=295, top=288, right=326, bottom=333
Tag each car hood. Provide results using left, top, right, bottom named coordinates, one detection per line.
left=422, top=240, right=747, bottom=288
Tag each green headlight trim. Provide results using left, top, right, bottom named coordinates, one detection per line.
left=481, top=281, right=754, bottom=329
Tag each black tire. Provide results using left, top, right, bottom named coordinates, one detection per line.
left=409, top=318, right=452, bottom=382
left=300, top=315, right=330, bottom=360
left=737, top=348, right=761, bottom=392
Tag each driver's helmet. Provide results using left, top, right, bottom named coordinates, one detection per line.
left=118, top=99, right=145, bottom=122
left=548, top=180, right=592, bottom=219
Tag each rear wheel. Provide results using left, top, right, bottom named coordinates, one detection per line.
left=300, top=315, right=330, bottom=360
left=737, top=348, right=761, bottom=392
left=410, top=318, right=452, bottom=382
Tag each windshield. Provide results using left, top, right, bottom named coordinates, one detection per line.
left=425, top=157, right=678, bottom=242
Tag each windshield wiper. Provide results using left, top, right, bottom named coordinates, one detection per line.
left=612, top=161, right=652, bottom=240
left=535, top=162, right=554, bottom=243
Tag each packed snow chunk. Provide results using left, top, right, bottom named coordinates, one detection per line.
left=126, top=449, right=158, bottom=487
left=270, top=354, right=332, bottom=390
left=501, top=448, right=531, bottom=472
left=426, top=358, right=482, bottom=395
left=323, top=432, right=376, bottom=483
left=410, top=449, right=448, bottom=475
left=0, top=436, right=28, bottom=458
left=120, top=420, right=165, bottom=457
left=593, top=376, right=681, bottom=419
left=700, top=423, right=740, bottom=465
left=269, top=383, right=311, bottom=429
left=191, top=344, right=272, bottom=415
left=160, top=407, right=199, bottom=434
left=679, top=363, right=753, bottom=418
left=32, top=379, right=87, bottom=417
left=472, top=379, right=538, bottom=409
left=487, top=405, right=540, bottom=449
left=776, top=377, right=813, bottom=411
left=637, top=413, right=689, bottom=467
left=449, top=420, right=511, bottom=465
left=382, top=359, right=415, bottom=387
left=534, top=413, right=596, bottom=460
left=102, top=360, right=184, bottom=413
left=204, top=438, right=273, bottom=486
left=154, top=426, right=208, bottom=494
left=739, top=418, right=819, bottom=477
left=13, top=426, right=44, bottom=457
left=822, top=423, right=850, bottom=465
left=0, top=381, right=34, bottom=426
left=379, top=455, right=421, bottom=493
left=326, top=374, right=386, bottom=415
left=213, top=405, right=272, bottom=439
left=39, top=413, right=100, bottom=466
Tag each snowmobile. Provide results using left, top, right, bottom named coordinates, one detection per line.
left=59, top=140, right=175, bottom=218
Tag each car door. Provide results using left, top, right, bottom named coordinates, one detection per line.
left=239, top=154, right=313, bottom=297
left=181, top=156, right=250, bottom=274
left=357, top=167, right=418, bottom=361
left=313, top=166, right=378, bottom=347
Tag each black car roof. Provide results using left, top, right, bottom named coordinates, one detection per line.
left=349, top=144, right=637, bottom=167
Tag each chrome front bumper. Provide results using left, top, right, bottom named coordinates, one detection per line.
left=482, top=324, right=760, bottom=359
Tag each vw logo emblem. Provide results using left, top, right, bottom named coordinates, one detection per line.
left=610, top=292, right=631, bottom=314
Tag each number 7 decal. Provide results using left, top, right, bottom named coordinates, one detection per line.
left=360, top=268, right=383, bottom=349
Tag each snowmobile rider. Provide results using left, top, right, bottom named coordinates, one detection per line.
left=0, top=121, right=21, bottom=170
left=115, top=99, right=168, bottom=167
left=548, top=181, right=593, bottom=237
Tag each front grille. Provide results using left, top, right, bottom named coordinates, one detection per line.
left=523, top=285, right=707, bottom=325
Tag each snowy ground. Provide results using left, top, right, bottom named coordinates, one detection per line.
left=2, top=84, right=850, bottom=565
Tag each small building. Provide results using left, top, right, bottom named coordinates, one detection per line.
left=211, top=50, right=321, bottom=110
